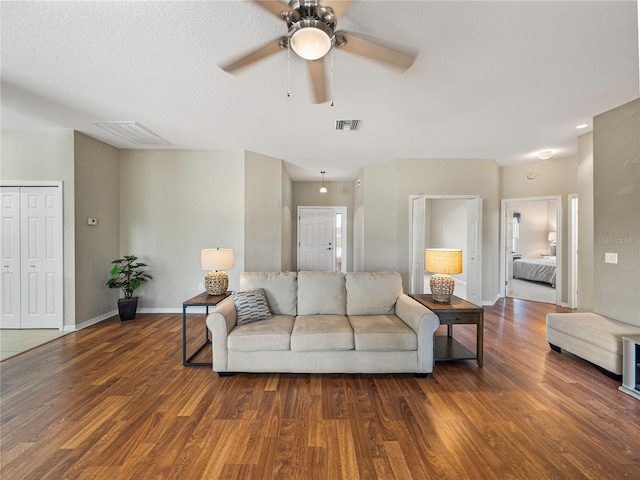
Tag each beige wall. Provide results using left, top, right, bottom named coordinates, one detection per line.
left=357, top=158, right=500, bottom=302
left=291, top=180, right=354, bottom=271
left=281, top=164, right=293, bottom=271
left=353, top=174, right=365, bottom=271
left=74, top=132, right=120, bottom=322
left=119, top=149, right=245, bottom=308
left=1, top=130, right=77, bottom=327
left=577, top=132, right=594, bottom=310
left=362, top=160, right=398, bottom=272
left=244, top=150, right=291, bottom=272
left=593, top=98, right=640, bottom=326
left=500, top=156, right=578, bottom=303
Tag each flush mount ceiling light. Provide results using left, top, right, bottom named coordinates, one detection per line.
left=319, top=171, right=328, bottom=193
left=93, top=121, right=171, bottom=146
left=576, top=123, right=589, bottom=129
left=537, top=150, right=554, bottom=160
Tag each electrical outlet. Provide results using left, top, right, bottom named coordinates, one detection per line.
left=605, top=252, right=618, bottom=264
left=198, top=283, right=204, bottom=291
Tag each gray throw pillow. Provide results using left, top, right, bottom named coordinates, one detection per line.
left=233, top=289, right=272, bottom=325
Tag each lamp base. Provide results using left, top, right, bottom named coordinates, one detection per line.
left=205, top=271, right=228, bottom=296
left=430, top=274, right=455, bottom=303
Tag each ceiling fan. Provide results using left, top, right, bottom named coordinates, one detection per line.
left=220, top=0, right=417, bottom=103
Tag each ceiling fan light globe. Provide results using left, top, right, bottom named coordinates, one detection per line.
left=290, top=26, right=332, bottom=60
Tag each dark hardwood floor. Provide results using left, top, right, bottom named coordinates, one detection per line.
left=1, top=298, right=638, bottom=479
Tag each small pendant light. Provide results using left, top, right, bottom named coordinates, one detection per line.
left=319, top=171, right=328, bottom=193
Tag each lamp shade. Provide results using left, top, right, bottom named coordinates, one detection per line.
left=425, top=249, right=463, bottom=275
left=201, top=248, right=234, bottom=271
left=548, top=232, right=557, bottom=243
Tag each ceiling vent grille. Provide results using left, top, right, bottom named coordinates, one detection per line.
left=335, top=119, right=361, bottom=131
left=93, top=121, right=171, bottom=146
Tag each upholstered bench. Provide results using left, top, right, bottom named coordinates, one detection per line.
left=546, top=312, right=640, bottom=377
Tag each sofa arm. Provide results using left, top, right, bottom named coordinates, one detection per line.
left=395, top=293, right=440, bottom=373
left=205, top=297, right=237, bottom=371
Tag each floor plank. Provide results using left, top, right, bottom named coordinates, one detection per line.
left=1, top=301, right=639, bottom=479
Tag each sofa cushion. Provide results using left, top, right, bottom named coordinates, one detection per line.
left=233, top=289, right=272, bottom=325
left=291, top=315, right=354, bottom=351
left=228, top=315, right=295, bottom=352
left=239, top=272, right=297, bottom=316
left=297, top=271, right=346, bottom=315
left=349, top=315, right=417, bottom=351
left=345, top=272, right=403, bottom=316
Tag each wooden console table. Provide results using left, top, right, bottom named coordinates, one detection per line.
left=410, top=294, right=484, bottom=367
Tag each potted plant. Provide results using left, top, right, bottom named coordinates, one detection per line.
left=107, top=255, right=152, bottom=321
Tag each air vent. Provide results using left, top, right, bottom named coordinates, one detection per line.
left=335, top=119, right=361, bottom=131
left=93, top=121, right=171, bottom=146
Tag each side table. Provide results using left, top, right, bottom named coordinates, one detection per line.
left=410, top=294, right=484, bottom=367
left=182, top=291, right=230, bottom=366
left=619, top=335, right=640, bottom=400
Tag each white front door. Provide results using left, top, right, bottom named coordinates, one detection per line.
left=1, top=187, right=22, bottom=328
left=0, top=185, right=63, bottom=329
left=298, top=208, right=334, bottom=271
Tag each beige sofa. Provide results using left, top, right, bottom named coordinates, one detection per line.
left=546, top=312, right=640, bottom=376
left=206, top=271, right=440, bottom=376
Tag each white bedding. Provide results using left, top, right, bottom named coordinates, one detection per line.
left=513, top=257, right=556, bottom=286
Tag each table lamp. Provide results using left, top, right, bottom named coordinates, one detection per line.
left=548, top=231, right=557, bottom=256
left=201, top=248, right=234, bottom=295
left=425, top=248, right=463, bottom=303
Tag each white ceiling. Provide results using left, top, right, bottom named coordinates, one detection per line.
left=1, top=1, right=638, bottom=181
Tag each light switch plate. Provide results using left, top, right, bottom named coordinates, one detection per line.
left=605, top=252, right=618, bottom=264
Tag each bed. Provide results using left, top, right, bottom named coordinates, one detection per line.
left=513, top=257, right=556, bottom=287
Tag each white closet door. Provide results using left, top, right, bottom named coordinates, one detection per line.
left=1, top=187, right=22, bottom=328
left=20, top=187, right=62, bottom=328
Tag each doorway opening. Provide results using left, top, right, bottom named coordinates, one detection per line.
left=409, top=195, right=482, bottom=305
left=500, top=196, right=562, bottom=305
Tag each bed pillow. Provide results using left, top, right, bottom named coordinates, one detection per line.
left=233, top=289, right=272, bottom=325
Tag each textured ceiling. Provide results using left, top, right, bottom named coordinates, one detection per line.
left=1, top=1, right=638, bottom=181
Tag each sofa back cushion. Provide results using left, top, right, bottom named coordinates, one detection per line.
left=297, top=271, right=346, bottom=315
left=345, top=272, right=403, bottom=316
left=239, top=272, right=297, bottom=316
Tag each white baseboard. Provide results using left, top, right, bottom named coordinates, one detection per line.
left=66, top=310, right=118, bottom=331
left=482, top=293, right=501, bottom=306
left=138, top=308, right=183, bottom=314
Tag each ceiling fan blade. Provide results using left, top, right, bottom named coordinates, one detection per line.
left=320, top=0, right=355, bottom=18
left=307, top=58, right=328, bottom=104
left=220, top=38, right=285, bottom=72
left=336, top=31, right=416, bottom=71
left=252, top=0, right=294, bottom=19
